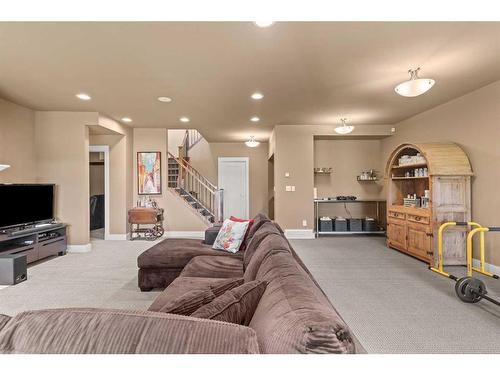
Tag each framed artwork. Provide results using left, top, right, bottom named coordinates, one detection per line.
left=137, top=151, right=162, bottom=195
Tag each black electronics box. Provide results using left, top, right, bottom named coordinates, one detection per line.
left=0, top=254, right=27, bottom=285
left=348, top=218, right=363, bottom=232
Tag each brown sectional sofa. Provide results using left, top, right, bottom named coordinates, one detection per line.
left=142, top=213, right=360, bottom=354
left=0, top=213, right=362, bottom=354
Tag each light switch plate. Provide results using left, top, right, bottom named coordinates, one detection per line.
left=302, top=220, right=307, bottom=227
left=285, top=172, right=290, bottom=177
left=285, top=186, right=292, bottom=192
left=291, top=186, right=296, bottom=191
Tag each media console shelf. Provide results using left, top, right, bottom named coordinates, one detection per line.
left=0, top=224, right=67, bottom=264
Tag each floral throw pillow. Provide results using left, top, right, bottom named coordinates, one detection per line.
left=212, top=218, right=250, bottom=253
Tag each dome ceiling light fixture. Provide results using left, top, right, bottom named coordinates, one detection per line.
left=245, top=136, right=260, bottom=148
left=157, top=96, right=172, bottom=103
left=251, top=92, right=264, bottom=100
left=395, top=67, right=435, bottom=97
left=334, top=118, right=354, bottom=135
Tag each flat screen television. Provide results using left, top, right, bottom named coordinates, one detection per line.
left=0, top=184, right=55, bottom=229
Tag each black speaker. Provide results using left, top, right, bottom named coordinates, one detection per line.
left=0, top=254, right=27, bottom=285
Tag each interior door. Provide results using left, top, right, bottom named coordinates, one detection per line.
left=218, top=157, right=249, bottom=220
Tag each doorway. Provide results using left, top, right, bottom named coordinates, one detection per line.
left=89, top=145, right=109, bottom=240
left=218, top=157, right=249, bottom=219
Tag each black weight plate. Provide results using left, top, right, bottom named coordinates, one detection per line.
left=455, top=277, right=485, bottom=303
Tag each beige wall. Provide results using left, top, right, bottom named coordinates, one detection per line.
left=273, top=124, right=393, bottom=230
left=35, top=111, right=98, bottom=246
left=188, top=139, right=269, bottom=218
left=133, top=128, right=207, bottom=231
left=314, top=139, right=384, bottom=199
left=381, top=80, right=500, bottom=267
left=314, top=139, right=384, bottom=220
left=167, top=129, right=187, bottom=156
left=0, top=98, right=36, bottom=183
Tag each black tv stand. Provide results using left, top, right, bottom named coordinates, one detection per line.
left=0, top=224, right=67, bottom=264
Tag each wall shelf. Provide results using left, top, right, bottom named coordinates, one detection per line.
left=357, top=177, right=379, bottom=182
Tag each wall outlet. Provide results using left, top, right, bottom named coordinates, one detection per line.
left=302, top=220, right=307, bottom=227
left=291, top=186, right=296, bottom=191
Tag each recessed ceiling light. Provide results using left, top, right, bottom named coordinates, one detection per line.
left=250, top=117, right=260, bottom=122
left=76, top=93, right=91, bottom=101
left=254, top=21, right=275, bottom=28
left=180, top=117, right=190, bottom=123
left=158, top=96, right=173, bottom=103
left=121, top=117, right=132, bottom=123
left=251, top=92, right=264, bottom=100
left=245, top=136, right=260, bottom=148
left=395, top=68, right=435, bottom=97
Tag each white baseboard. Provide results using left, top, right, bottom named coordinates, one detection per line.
left=284, top=229, right=315, bottom=239
left=472, top=259, right=500, bottom=275
left=67, top=243, right=92, bottom=253
left=164, top=231, right=205, bottom=239
left=106, top=234, right=128, bottom=241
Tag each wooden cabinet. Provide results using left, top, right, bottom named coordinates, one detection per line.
left=385, top=143, right=472, bottom=265
left=387, top=218, right=406, bottom=250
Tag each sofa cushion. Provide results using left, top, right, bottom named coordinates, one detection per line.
left=0, top=308, right=259, bottom=354
left=243, top=221, right=282, bottom=270
left=180, top=256, right=244, bottom=279
left=249, top=252, right=355, bottom=354
left=0, top=314, right=10, bottom=332
left=243, top=233, right=291, bottom=283
left=137, top=238, right=242, bottom=269
left=192, top=280, right=267, bottom=326
left=212, top=219, right=250, bottom=253
left=153, top=289, right=217, bottom=315
left=148, top=277, right=243, bottom=312
left=230, top=216, right=254, bottom=250
left=246, top=213, right=271, bottom=241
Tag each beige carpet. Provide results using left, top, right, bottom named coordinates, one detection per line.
left=0, top=238, right=161, bottom=316
left=2, top=236, right=500, bottom=353
left=291, top=236, right=500, bottom=354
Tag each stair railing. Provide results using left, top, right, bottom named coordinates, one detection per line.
left=168, top=151, right=220, bottom=220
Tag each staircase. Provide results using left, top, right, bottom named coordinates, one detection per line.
left=167, top=151, right=223, bottom=224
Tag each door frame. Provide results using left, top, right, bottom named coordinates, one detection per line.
left=217, top=157, right=250, bottom=219
left=89, top=145, right=110, bottom=240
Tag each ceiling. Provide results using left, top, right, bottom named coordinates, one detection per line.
left=0, top=22, right=499, bottom=142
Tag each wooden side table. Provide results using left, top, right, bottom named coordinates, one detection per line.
left=128, top=207, right=164, bottom=240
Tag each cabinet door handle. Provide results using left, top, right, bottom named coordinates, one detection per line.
left=414, top=216, right=421, bottom=221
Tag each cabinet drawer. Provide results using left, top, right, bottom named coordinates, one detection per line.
left=388, top=210, right=405, bottom=220
left=407, top=214, right=430, bottom=225
left=39, top=238, right=66, bottom=259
